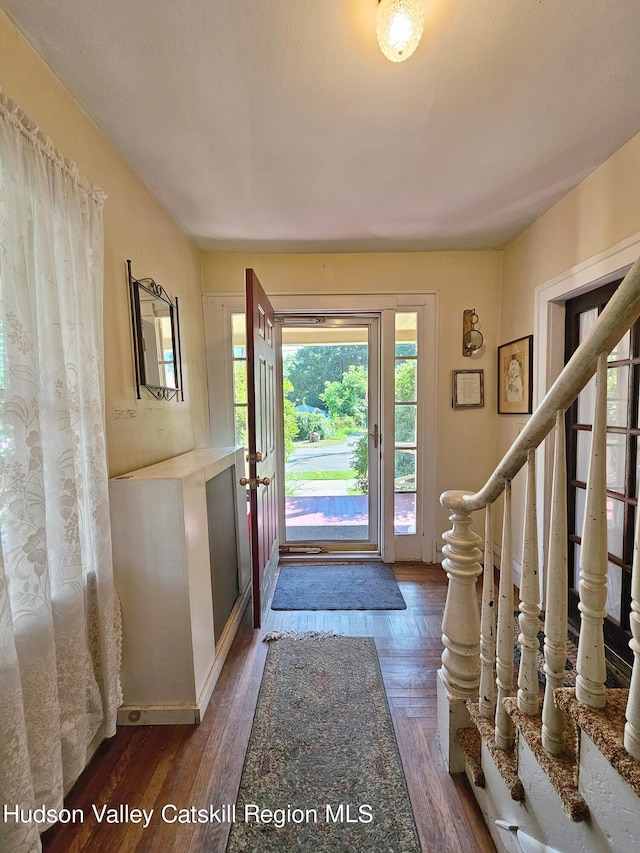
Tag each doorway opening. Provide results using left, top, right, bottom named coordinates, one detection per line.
left=205, top=289, right=438, bottom=567
left=278, top=314, right=380, bottom=554
left=565, top=278, right=637, bottom=670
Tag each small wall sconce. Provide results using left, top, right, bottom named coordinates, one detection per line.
left=463, top=309, right=484, bottom=357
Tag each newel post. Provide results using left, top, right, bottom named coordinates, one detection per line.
left=440, top=490, right=483, bottom=695
left=437, top=490, right=483, bottom=771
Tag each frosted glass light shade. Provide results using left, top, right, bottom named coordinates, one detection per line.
left=376, top=0, right=425, bottom=63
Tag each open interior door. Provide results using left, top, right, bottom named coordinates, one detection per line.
left=244, top=269, right=279, bottom=628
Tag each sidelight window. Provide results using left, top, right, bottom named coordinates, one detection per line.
left=394, top=312, right=418, bottom=535
left=231, top=313, right=248, bottom=448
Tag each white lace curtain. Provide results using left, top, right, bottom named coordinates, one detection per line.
left=0, top=91, right=121, bottom=853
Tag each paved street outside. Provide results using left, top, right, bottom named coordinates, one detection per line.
left=285, top=436, right=362, bottom=496
left=285, top=435, right=361, bottom=472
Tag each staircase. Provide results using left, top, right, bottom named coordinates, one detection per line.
left=436, top=259, right=640, bottom=853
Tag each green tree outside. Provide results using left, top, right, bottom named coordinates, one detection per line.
left=234, top=367, right=297, bottom=462
left=349, top=358, right=417, bottom=492
left=281, top=379, right=298, bottom=460
left=321, top=364, right=368, bottom=429
left=284, top=345, right=367, bottom=410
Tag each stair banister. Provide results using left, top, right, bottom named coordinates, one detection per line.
left=441, top=253, right=640, bottom=520
left=438, top=251, right=640, bottom=772
left=438, top=256, right=640, bottom=769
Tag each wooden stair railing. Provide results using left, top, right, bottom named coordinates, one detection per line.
left=439, top=255, right=640, bottom=774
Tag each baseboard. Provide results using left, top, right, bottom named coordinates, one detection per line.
left=259, top=543, right=279, bottom=623
left=117, top=704, right=200, bottom=725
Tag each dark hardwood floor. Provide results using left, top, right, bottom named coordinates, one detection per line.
left=43, top=563, right=495, bottom=853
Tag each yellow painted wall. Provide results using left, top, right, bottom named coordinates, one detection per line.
left=498, top=130, right=640, bottom=570
left=0, top=10, right=210, bottom=476
left=202, top=250, right=503, bottom=541
left=503, top=130, right=640, bottom=316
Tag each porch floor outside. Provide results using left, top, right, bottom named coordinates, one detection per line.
left=285, top=493, right=416, bottom=541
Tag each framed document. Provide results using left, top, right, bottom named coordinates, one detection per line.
left=452, top=369, right=484, bottom=409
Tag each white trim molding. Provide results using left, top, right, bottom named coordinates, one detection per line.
left=533, top=232, right=640, bottom=603
left=203, top=290, right=440, bottom=564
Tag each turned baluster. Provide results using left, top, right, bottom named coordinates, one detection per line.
left=576, top=352, right=608, bottom=708
left=517, top=449, right=541, bottom=715
left=479, top=504, right=496, bottom=718
left=495, top=479, right=514, bottom=750
left=439, top=490, right=483, bottom=699
left=542, top=411, right=568, bottom=753
left=624, top=505, right=640, bottom=758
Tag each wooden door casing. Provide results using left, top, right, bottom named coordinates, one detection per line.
left=565, top=278, right=637, bottom=666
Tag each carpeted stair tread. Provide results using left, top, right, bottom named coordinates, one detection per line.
left=466, top=701, right=524, bottom=801
left=504, top=697, right=590, bottom=822
left=456, top=727, right=485, bottom=788
left=555, top=687, right=640, bottom=800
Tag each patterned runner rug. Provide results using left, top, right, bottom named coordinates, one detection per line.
left=226, top=634, right=420, bottom=852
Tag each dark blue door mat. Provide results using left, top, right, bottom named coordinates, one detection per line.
left=270, top=563, right=407, bottom=611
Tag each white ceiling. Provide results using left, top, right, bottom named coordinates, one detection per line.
left=4, top=1, right=640, bottom=252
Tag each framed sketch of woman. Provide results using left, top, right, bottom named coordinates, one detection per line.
left=497, top=335, right=533, bottom=414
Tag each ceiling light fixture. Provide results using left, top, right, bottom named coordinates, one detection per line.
left=376, top=0, right=425, bottom=63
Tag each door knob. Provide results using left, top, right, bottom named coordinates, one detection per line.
left=239, top=476, right=271, bottom=489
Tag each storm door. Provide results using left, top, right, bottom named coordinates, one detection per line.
left=277, top=315, right=380, bottom=554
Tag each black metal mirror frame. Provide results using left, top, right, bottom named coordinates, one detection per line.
left=128, top=259, right=184, bottom=401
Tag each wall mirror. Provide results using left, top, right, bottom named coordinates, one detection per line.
left=462, top=308, right=484, bottom=357
left=128, top=260, right=184, bottom=400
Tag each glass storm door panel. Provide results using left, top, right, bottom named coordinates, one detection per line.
left=278, top=315, right=380, bottom=552
left=565, top=278, right=639, bottom=667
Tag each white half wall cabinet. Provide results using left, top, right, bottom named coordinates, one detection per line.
left=109, top=447, right=251, bottom=725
